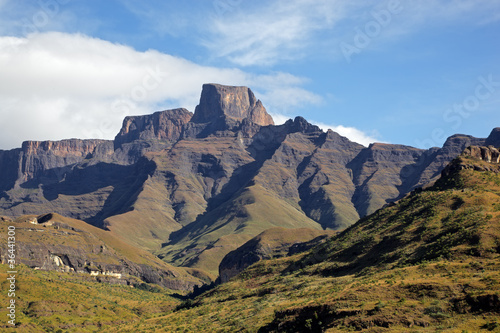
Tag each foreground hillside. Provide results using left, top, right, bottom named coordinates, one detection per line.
left=117, top=147, right=500, bottom=332
left=0, top=264, right=184, bottom=332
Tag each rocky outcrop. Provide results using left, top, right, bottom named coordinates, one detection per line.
left=21, top=139, right=111, bottom=157
left=485, top=127, right=500, bottom=146
left=114, top=108, right=193, bottom=147
left=191, top=83, right=274, bottom=126
left=19, top=139, right=114, bottom=183
left=439, top=146, right=500, bottom=184
left=463, top=145, right=500, bottom=163
left=183, top=84, right=274, bottom=139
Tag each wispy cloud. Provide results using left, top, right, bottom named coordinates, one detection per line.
left=117, top=0, right=193, bottom=38
left=0, top=0, right=79, bottom=36
left=203, top=0, right=356, bottom=66
left=201, top=0, right=500, bottom=66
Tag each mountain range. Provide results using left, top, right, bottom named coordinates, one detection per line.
left=1, top=83, right=500, bottom=332
left=1, top=83, right=499, bottom=277
left=2, top=143, right=498, bottom=331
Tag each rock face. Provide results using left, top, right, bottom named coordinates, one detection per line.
left=0, top=83, right=497, bottom=276
left=191, top=84, right=274, bottom=126
left=184, top=84, right=274, bottom=139
left=463, top=145, right=500, bottom=163
left=485, top=127, right=500, bottom=146
left=0, top=148, right=21, bottom=196
left=19, top=139, right=114, bottom=184
left=115, top=108, right=193, bottom=147
left=440, top=145, right=500, bottom=179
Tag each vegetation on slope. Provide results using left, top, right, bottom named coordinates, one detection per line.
left=219, top=227, right=336, bottom=283
left=157, top=184, right=322, bottom=275
left=1, top=152, right=498, bottom=332
left=0, top=264, right=183, bottom=332
left=0, top=213, right=203, bottom=289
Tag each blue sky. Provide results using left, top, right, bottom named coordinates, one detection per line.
left=0, top=0, right=499, bottom=149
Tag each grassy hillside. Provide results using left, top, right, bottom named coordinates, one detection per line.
left=0, top=213, right=203, bottom=289
left=0, top=264, right=183, bottom=332
left=157, top=184, right=323, bottom=275
left=219, top=227, right=336, bottom=282
left=117, top=154, right=500, bottom=332
left=293, top=158, right=500, bottom=277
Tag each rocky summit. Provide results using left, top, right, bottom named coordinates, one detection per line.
left=190, top=83, right=274, bottom=126
left=0, top=83, right=499, bottom=276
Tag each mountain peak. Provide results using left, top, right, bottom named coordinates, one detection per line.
left=190, top=83, right=274, bottom=126
left=114, top=108, right=193, bottom=146
left=284, top=116, right=321, bottom=133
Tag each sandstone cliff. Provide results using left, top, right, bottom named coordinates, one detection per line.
left=190, top=83, right=274, bottom=126
left=463, top=145, right=500, bottom=163
left=439, top=145, right=500, bottom=180
left=115, top=108, right=193, bottom=147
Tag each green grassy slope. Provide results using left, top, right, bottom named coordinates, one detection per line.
left=104, top=136, right=257, bottom=256
left=0, top=264, right=183, bottom=332
left=157, top=184, right=323, bottom=275
left=219, top=227, right=336, bottom=283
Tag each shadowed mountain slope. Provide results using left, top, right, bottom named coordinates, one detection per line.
left=218, top=227, right=336, bottom=283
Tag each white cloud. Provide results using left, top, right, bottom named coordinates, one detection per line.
left=257, top=86, right=324, bottom=115
left=0, top=32, right=325, bottom=149
left=0, top=32, right=378, bottom=149
left=269, top=113, right=291, bottom=126
left=267, top=113, right=381, bottom=147
left=311, top=121, right=382, bottom=147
